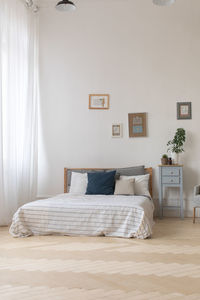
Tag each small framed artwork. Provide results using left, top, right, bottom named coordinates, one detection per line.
left=177, top=102, right=192, bottom=120
left=128, top=113, right=147, bottom=137
left=89, top=94, right=109, bottom=110
left=112, top=123, right=122, bottom=138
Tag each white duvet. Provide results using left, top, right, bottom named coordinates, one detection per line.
left=9, top=194, right=154, bottom=239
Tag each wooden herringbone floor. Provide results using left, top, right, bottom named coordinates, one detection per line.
left=0, top=218, right=200, bottom=299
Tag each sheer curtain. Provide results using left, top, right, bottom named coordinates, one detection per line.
left=0, top=0, right=38, bottom=225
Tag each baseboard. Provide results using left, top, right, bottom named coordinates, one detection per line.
left=36, top=194, right=53, bottom=200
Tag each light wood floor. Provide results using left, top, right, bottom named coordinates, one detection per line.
left=0, top=218, right=200, bottom=299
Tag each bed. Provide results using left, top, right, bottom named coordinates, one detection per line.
left=10, top=167, right=154, bottom=239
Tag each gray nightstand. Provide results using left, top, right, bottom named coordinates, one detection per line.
left=158, top=165, right=183, bottom=219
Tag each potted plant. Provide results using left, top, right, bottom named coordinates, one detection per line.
left=167, top=128, right=186, bottom=164
left=161, top=154, right=168, bottom=165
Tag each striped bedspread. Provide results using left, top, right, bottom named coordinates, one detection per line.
left=9, top=194, right=154, bottom=239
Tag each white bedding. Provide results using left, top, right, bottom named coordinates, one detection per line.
left=9, top=194, right=154, bottom=239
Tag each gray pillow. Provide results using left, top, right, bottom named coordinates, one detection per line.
left=116, top=165, right=145, bottom=177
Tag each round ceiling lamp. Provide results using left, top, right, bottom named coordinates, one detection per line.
left=153, top=0, right=175, bottom=6
left=56, top=0, right=76, bottom=11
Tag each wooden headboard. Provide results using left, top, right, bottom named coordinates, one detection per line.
left=64, top=167, right=153, bottom=197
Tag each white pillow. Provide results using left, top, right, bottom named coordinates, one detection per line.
left=69, top=172, right=88, bottom=194
left=114, top=178, right=135, bottom=195
left=120, top=174, right=150, bottom=197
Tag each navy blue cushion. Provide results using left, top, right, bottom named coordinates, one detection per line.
left=86, top=170, right=116, bottom=195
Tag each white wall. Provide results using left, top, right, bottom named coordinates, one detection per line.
left=38, top=0, right=200, bottom=216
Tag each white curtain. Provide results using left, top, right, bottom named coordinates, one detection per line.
left=0, top=0, right=38, bottom=225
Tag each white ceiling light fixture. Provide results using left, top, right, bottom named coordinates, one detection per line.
left=153, top=0, right=176, bottom=6
left=25, top=0, right=33, bottom=7
left=56, top=0, right=76, bottom=12
left=33, top=5, right=39, bottom=13
left=25, top=0, right=39, bottom=13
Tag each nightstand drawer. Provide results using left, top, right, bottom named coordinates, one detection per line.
left=162, top=176, right=180, bottom=184
left=162, top=167, right=179, bottom=176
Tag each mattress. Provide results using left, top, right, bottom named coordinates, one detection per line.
left=9, top=194, right=154, bottom=239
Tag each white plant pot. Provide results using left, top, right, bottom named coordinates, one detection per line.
left=171, top=152, right=179, bottom=164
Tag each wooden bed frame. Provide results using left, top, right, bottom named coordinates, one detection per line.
left=64, top=167, right=153, bottom=197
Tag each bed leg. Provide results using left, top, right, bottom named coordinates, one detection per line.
left=193, top=207, right=196, bottom=224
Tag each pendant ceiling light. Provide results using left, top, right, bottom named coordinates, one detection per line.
left=153, top=0, right=175, bottom=6
left=56, top=0, right=76, bottom=11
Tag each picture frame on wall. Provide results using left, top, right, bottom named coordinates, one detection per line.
left=112, top=123, right=123, bottom=138
left=177, top=102, right=192, bottom=120
left=128, top=113, right=147, bottom=137
left=89, top=94, right=109, bottom=110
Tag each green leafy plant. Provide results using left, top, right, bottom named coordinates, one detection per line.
left=161, top=154, right=168, bottom=165
left=167, top=128, right=186, bottom=154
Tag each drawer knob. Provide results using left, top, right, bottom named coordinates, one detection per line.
left=171, top=172, right=173, bottom=174
left=171, top=179, right=173, bottom=182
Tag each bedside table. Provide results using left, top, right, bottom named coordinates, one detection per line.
left=158, top=165, right=183, bottom=219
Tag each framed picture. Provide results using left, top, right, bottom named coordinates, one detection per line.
left=112, top=123, right=122, bottom=138
left=89, top=94, right=109, bottom=110
left=128, top=113, right=147, bottom=137
left=177, top=102, right=192, bottom=120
